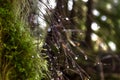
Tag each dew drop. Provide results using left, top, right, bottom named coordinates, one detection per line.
left=67, top=66, right=69, bottom=68
left=57, top=70, right=63, bottom=76
left=58, top=19, right=61, bottom=22
left=39, top=34, right=42, bottom=37
left=97, top=62, right=100, bottom=64
left=56, top=46, right=59, bottom=50
left=53, top=57, right=57, bottom=59
left=62, top=5, right=64, bottom=8
left=75, top=56, right=78, bottom=60
left=49, top=49, right=52, bottom=51
left=68, top=49, right=70, bottom=51
left=73, top=65, right=76, bottom=68
left=51, top=78, right=54, bottom=80
left=47, top=28, right=51, bottom=32
left=65, top=17, right=69, bottom=21
left=85, top=55, right=88, bottom=60
left=32, top=56, right=34, bottom=58
left=50, top=67, right=53, bottom=70
left=44, top=43, right=47, bottom=46
left=49, top=59, right=52, bottom=61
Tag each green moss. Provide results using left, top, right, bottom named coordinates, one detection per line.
left=0, top=0, right=48, bottom=80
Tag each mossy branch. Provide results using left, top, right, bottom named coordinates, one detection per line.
left=0, top=0, right=48, bottom=80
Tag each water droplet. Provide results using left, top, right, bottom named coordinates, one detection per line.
left=58, top=19, right=61, bottom=22
left=65, top=17, right=69, bottom=21
left=51, top=63, right=53, bottom=65
left=49, top=59, right=52, bottom=61
left=51, top=78, right=54, bottom=80
left=97, top=62, right=100, bottom=64
left=49, top=49, right=52, bottom=51
left=39, top=34, right=42, bottom=37
left=57, top=71, right=63, bottom=76
left=56, top=46, right=59, bottom=49
left=68, top=49, right=70, bottom=51
left=73, top=65, right=76, bottom=68
left=92, top=9, right=100, bottom=16
left=44, top=43, right=47, bottom=45
left=68, top=0, right=73, bottom=11
left=82, top=0, right=88, bottom=2
left=50, top=67, right=53, bottom=70
left=67, top=66, right=69, bottom=68
left=32, top=56, right=34, bottom=58
left=85, top=55, right=88, bottom=60
left=101, top=15, right=107, bottom=21
left=63, top=29, right=66, bottom=32
left=62, top=5, right=64, bottom=8
left=53, top=57, right=57, bottom=59
left=114, top=0, right=118, bottom=4
left=47, top=28, right=51, bottom=32
left=75, top=56, right=78, bottom=60
left=56, top=63, right=59, bottom=65
left=50, top=68, right=53, bottom=70
left=91, top=22, right=100, bottom=31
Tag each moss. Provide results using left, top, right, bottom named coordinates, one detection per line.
left=0, top=0, right=47, bottom=80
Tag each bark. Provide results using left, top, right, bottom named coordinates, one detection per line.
left=85, top=0, right=93, bottom=49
